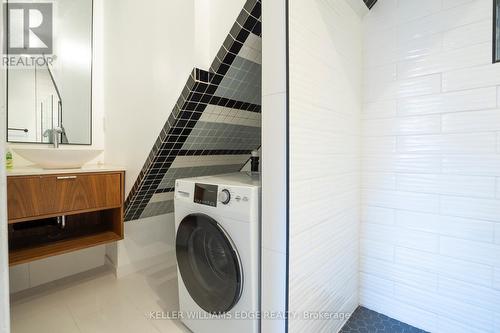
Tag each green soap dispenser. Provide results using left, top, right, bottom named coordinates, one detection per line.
left=6, top=148, right=13, bottom=170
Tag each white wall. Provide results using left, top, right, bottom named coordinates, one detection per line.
left=194, top=0, right=211, bottom=69
left=0, top=3, right=11, bottom=331
left=193, top=0, right=246, bottom=69
left=261, top=0, right=287, bottom=332
left=0, top=84, right=9, bottom=333
left=103, top=0, right=195, bottom=196
left=361, top=0, right=500, bottom=332
left=207, top=0, right=247, bottom=62
left=103, top=0, right=247, bottom=195
left=288, top=0, right=363, bottom=332
left=102, top=0, right=196, bottom=273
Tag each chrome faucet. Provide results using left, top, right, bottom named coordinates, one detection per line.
left=43, top=127, right=63, bottom=148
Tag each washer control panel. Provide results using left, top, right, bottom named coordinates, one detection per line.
left=176, top=179, right=259, bottom=222
left=219, top=189, right=231, bottom=205
left=193, top=183, right=218, bottom=207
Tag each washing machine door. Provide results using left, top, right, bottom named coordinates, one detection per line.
left=176, top=213, right=243, bottom=314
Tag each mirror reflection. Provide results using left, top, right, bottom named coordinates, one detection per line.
left=7, top=0, right=93, bottom=145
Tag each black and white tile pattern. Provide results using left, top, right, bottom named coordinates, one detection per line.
left=363, top=0, right=377, bottom=9
left=341, top=307, right=429, bottom=333
left=125, top=0, right=261, bottom=221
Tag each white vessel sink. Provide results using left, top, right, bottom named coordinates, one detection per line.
left=13, top=147, right=103, bottom=169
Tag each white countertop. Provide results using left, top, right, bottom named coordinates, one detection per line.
left=7, top=164, right=126, bottom=177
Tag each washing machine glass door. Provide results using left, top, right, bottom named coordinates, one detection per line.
left=176, top=213, right=243, bottom=314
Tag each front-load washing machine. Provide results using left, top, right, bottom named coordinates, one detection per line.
left=174, top=172, right=261, bottom=333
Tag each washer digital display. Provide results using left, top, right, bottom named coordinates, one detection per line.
left=194, top=183, right=218, bottom=207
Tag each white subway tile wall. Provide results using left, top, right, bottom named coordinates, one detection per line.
left=289, top=0, right=362, bottom=332
left=362, top=0, right=500, bottom=332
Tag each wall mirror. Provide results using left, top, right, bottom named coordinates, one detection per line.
left=6, top=0, right=93, bottom=145
left=495, top=0, right=500, bottom=62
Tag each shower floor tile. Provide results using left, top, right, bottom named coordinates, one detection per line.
left=340, top=307, right=429, bottom=333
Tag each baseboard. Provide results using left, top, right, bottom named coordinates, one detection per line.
left=113, top=250, right=177, bottom=279
left=10, top=265, right=111, bottom=300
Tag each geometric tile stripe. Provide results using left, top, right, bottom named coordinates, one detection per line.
left=340, top=307, right=429, bottom=333
left=124, top=0, right=262, bottom=221
left=182, top=122, right=261, bottom=151
left=363, top=0, right=377, bottom=9
left=157, top=164, right=245, bottom=191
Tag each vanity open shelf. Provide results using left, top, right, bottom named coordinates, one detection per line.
left=7, top=170, right=125, bottom=266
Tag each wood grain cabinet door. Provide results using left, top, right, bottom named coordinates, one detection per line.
left=8, top=172, right=123, bottom=222
left=53, top=173, right=122, bottom=212
left=7, top=176, right=58, bottom=220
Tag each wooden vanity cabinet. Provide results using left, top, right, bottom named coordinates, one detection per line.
left=7, top=171, right=125, bottom=266
left=8, top=173, right=122, bottom=221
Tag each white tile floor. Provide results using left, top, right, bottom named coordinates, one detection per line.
left=10, top=263, right=191, bottom=333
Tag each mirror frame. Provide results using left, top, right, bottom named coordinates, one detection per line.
left=494, top=0, right=500, bottom=63
left=5, top=0, right=94, bottom=146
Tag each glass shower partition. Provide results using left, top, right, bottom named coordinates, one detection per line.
left=35, top=58, right=63, bottom=143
